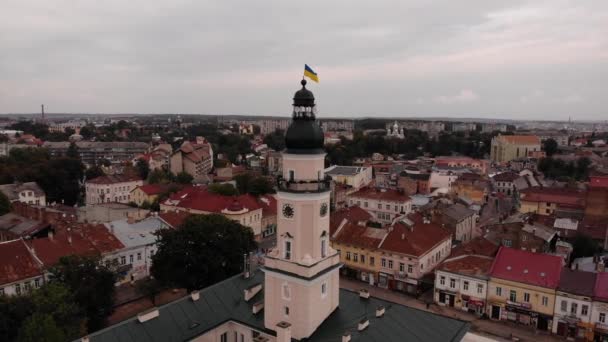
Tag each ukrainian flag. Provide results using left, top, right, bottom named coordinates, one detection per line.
left=304, top=64, right=319, bottom=83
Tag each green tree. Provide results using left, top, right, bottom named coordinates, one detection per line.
left=135, top=158, right=150, bottom=180
left=50, top=255, right=116, bottom=332
left=234, top=173, right=253, bottom=194
left=151, top=214, right=257, bottom=291
left=263, top=130, right=286, bottom=151
left=85, top=165, right=105, bottom=180
left=0, top=295, right=33, bottom=341
left=208, top=183, right=238, bottom=196
left=571, top=233, right=601, bottom=261
left=136, top=278, right=162, bottom=306
left=176, top=171, right=193, bottom=184
left=0, top=191, right=10, bottom=215
left=18, top=313, right=65, bottom=342
left=148, top=169, right=174, bottom=184
left=543, top=138, right=558, bottom=156
left=248, top=177, right=275, bottom=196
left=29, top=282, right=83, bottom=339
left=79, top=125, right=96, bottom=140
left=66, top=142, right=80, bottom=159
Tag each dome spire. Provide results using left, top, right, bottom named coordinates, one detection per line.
left=284, top=79, right=324, bottom=154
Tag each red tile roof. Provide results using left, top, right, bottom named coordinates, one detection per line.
left=0, top=239, right=42, bottom=285
left=500, top=135, right=541, bottom=145
left=28, top=233, right=99, bottom=267
left=133, top=184, right=169, bottom=196
left=75, top=224, right=125, bottom=254
left=489, top=247, right=563, bottom=289
left=87, top=174, right=142, bottom=184
left=594, top=272, right=608, bottom=302
left=330, top=206, right=373, bottom=235
left=589, top=176, right=608, bottom=189
left=450, top=237, right=499, bottom=258
left=438, top=255, right=494, bottom=278
left=333, top=222, right=386, bottom=250
left=349, top=187, right=411, bottom=202
left=380, top=213, right=451, bottom=257
left=492, top=172, right=520, bottom=182
left=158, top=211, right=192, bottom=229
left=162, top=186, right=263, bottom=213
left=520, top=187, right=586, bottom=207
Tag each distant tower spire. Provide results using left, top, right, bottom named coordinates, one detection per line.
left=41, top=104, right=45, bottom=122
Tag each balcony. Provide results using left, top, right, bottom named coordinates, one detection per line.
left=277, top=177, right=331, bottom=194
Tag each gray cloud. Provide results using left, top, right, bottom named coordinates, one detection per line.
left=1, top=0, right=607, bottom=120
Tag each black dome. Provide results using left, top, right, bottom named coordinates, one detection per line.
left=284, top=79, right=324, bottom=154
left=285, top=119, right=324, bottom=154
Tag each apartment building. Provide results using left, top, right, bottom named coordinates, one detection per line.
left=346, top=187, right=412, bottom=223
left=85, top=175, right=143, bottom=205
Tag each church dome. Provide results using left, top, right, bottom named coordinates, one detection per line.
left=284, top=79, right=324, bottom=154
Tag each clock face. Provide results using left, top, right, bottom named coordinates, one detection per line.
left=320, top=203, right=328, bottom=217
left=282, top=204, right=294, bottom=218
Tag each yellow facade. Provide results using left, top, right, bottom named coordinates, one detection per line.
left=519, top=200, right=556, bottom=215
left=490, top=135, right=541, bottom=163
left=487, top=277, right=556, bottom=329
left=331, top=241, right=379, bottom=277
left=130, top=187, right=159, bottom=206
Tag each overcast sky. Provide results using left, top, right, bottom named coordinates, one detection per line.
left=1, top=0, right=607, bottom=120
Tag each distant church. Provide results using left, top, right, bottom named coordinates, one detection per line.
left=81, top=80, right=470, bottom=342
left=386, top=121, right=405, bottom=138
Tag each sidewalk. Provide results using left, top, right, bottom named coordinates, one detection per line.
left=340, top=277, right=561, bottom=342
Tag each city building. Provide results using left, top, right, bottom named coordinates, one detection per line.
left=486, top=247, right=563, bottom=331
left=346, top=187, right=412, bottom=223
left=258, top=119, right=289, bottom=135
left=321, top=120, right=354, bottom=132
left=133, top=144, right=172, bottom=171
left=492, top=172, right=520, bottom=196
left=49, top=79, right=472, bottom=342
left=170, top=137, right=214, bottom=182
left=519, top=187, right=586, bottom=216
left=592, top=273, right=608, bottom=341
left=160, top=186, right=264, bottom=237
left=552, top=269, right=596, bottom=340
left=85, top=175, right=144, bottom=205
left=324, top=165, right=372, bottom=190
left=451, top=173, right=489, bottom=205
left=452, top=123, right=477, bottom=132
left=490, top=135, right=541, bottom=163
left=48, top=120, right=87, bottom=133
left=130, top=184, right=170, bottom=207
left=0, top=238, right=44, bottom=296
left=586, top=175, right=608, bottom=219
left=397, top=172, right=431, bottom=195
left=0, top=213, right=49, bottom=241
left=435, top=255, right=494, bottom=315
left=435, top=157, right=489, bottom=175
left=481, top=123, right=508, bottom=133
left=0, top=181, right=46, bottom=206
left=43, top=141, right=149, bottom=166
left=441, top=203, right=478, bottom=243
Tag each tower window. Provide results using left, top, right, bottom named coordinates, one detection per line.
left=321, top=282, right=327, bottom=298
left=284, top=306, right=290, bottom=316
left=284, top=240, right=292, bottom=260
left=321, top=239, right=327, bottom=258
left=288, top=170, right=295, bottom=182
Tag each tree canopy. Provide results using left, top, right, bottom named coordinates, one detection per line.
left=208, top=183, right=238, bottom=196
left=543, top=138, right=558, bottom=156
left=235, top=173, right=275, bottom=196
left=0, top=191, right=10, bottom=215
left=151, top=214, right=257, bottom=291
left=538, top=157, right=591, bottom=181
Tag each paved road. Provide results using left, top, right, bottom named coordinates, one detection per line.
left=340, top=277, right=561, bottom=342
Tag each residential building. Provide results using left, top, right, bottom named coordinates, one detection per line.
left=0, top=239, right=44, bottom=296
left=43, top=141, right=148, bottom=166
left=492, top=172, right=520, bottom=196
left=486, top=247, right=563, bottom=331
left=592, top=273, right=608, bottom=341
left=130, top=184, right=170, bottom=206
left=77, top=203, right=149, bottom=223
left=553, top=269, right=596, bottom=340
left=321, top=120, right=354, bottom=132
left=324, top=165, right=372, bottom=190
left=586, top=175, right=608, bottom=219
left=450, top=236, right=499, bottom=259
left=133, top=144, right=172, bottom=171
left=481, top=123, right=508, bottom=133
left=104, top=216, right=171, bottom=283
left=452, top=123, right=477, bottom=132
left=48, top=120, right=87, bottom=133
left=451, top=173, right=489, bottom=205
left=397, top=172, right=430, bottom=195
left=484, top=222, right=557, bottom=253
left=435, top=255, right=494, bottom=315
left=441, top=203, right=478, bottom=243
left=435, top=156, right=489, bottom=175
left=429, top=170, right=459, bottom=192
left=85, top=175, right=144, bottom=205
left=519, top=187, right=586, bottom=216
left=491, top=135, right=541, bottom=163
left=346, top=187, right=412, bottom=223
left=0, top=181, right=46, bottom=206
left=170, top=137, right=214, bottom=182
left=0, top=213, right=49, bottom=241
left=160, top=186, right=264, bottom=237
left=258, top=119, right=289, bottom=135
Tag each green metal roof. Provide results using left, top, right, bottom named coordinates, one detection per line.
left=84, top=271, right=469, bottom=342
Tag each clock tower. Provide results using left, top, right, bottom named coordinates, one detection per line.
left=263, top=79, right=341, bottom=340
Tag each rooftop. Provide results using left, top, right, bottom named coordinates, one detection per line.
left=105, top=217, right=169, bottom=248
left=438, top=255, right=494, bottom=279
left=0, top=181, right=45, bottom=200
left=0, top=239, right=42, bottom=285
left=158, top=211, right=192, bottom=229
left=325, top=165, right=368, bottom=176
left=442, top=203, right=476, bottom=222
left=519, top=187, right=586, bottom=207
left=498, top=135, right=541, bottom=145
left=450, top=237, right=499, bottom=258
left=489, top=247, right=563, bottom=289
left=81, top=271, right=470, bottom=342
left=557, top=269, right=597, bottom=297
left=492, top=172, right=520, bottom=182
left=0, top=212, right=49, bottom=237
left=380, top=213, right=451, bottom=257
left=349, top=187, right=411, bottom=202
left=87, top=174, right=143, bottom=185
left=27, top=232, right=99, bottom=267
left=162, top=186, right=263, bottom=214
left=595, top=272, right=608, bottom=302
left=133, top=184, right=171, bottom=196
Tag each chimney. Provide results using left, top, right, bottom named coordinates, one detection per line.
left=276, top=321, right=291, bottom=342
left=190, top=291, right=200, bottom=301
left=67, top=234, right=72, bottom=245
left=137, top=308, right=159, bottom=323
left=358, top=289, right=370, bottom=299
left=48, top=230, right=54, bottom=241
left=358, top=318, right=369, bottom=331
left=244, top=283, right=263, bottom=302
left=376, top=306, right=386, bottom=318
left=401, top=233, right=405, bottom=240
left=80, top=337, right=89, bottom=342
left=342, top=333, right=352, bottom=342
left=597, top=261, right=606, bottom=273
left=252, top=301, right=264, bottom=314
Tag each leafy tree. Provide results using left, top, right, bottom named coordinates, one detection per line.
left=148, top=169, right=174, bottom=184
left=18, top=313, right=65, bottom=342
left=263, top=129, right=286, bottom=151
left=543, top=138, right=558, bottom=156
left=248, top=177, right=275, bottom=196
left=571, top=233, right=601, bottom=261
left=29, top=282, right=83, bottom=339
left=135, top=158, right=150, bottom=180
left=136, top=278, right=162, bottom=306
left=234, top=173, right=253, bottom=194
left=50, top=255, right=116, bottom=332
left=151, top=214, right=257, bottom=291
left=66, top=142, right=80, bottom=159
left=0, top=191, right=10, bottom=215
left=85, top=165, right=105, bottom=180
left=175, top=171, right=193, bottom=184
left=208, top=183, right=238, bottom=196
left=79, top=125, right=96, bottom=140
left=0, top=295, right=33, bottom=341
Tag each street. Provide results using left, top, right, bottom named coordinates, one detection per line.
left=339, top=277, right=561, bottom=342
